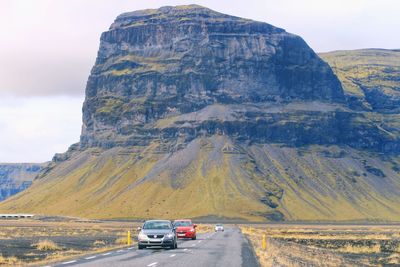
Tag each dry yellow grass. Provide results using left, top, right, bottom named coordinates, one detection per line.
left=93, top=240, right=106, bottom=246
left=0, top=255, right=20, bottom=266
left=0, top=219, right=141, bottom=266
left=387, top=253, right=400, bottom=264
left=34, top=239, right=61, bottom=251
left=338, top=244, right=381, bottom=254
left=115, top=237, right=129, bottom=245
left=241, top=227, right=269, bottom=267
left=195, top=224, right=213, bottom=233
left=240, top=225, right=400, bottom=267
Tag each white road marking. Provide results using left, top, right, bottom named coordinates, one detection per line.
left=147, top=262, right=158, bottom=267
left=85, top=256, right=97, bottom=260
left=170, top=254, right=176, bottom=257
left=62, top=260, right=77, bottom=265
left=117, top=250, right=124, bottom=252
left=191, top=244, right=196, bottom=247
left=183, top=248, right=188, bottom=251
left=102, top=252, right=112, bottom=256
left=198, top=240, right=201, bottom=243
left=128, top=247, right=134, bottom=250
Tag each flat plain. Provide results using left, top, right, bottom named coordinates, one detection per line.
left=1, top=218, right=400, bottom=266
left=241, top=224, right=400, bottom=266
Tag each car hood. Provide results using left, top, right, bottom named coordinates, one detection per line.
left=141, top=229, right=172, bottom=235
left=176, top=226, right=194, bottom=231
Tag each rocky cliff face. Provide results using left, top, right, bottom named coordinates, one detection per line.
left=0, top=164, right=44, bottom=201
left=80, top=5, right=348, bottom=149
left=1, top=6, right=399, bottom=221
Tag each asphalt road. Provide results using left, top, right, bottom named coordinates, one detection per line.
left=49, top=227, right=259, bottom=267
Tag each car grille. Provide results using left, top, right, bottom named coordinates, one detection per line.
left=177, top=231, right=186, bottom=234
left=147, top=234, right=164, bottom=239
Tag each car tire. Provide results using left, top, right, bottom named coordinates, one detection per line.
left=138, top=244, right=145, bottom=250
left=175, top=241, right=178, bottom=249
left=192, top=236, right=196, bottom=240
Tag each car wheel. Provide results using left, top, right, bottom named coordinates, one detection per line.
left=175, top=241, right=178, bottom=249
left=192, top=236, right=196, bottom=240
left=138, top=244, right=145, bottom=250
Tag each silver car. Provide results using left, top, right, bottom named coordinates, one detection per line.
left=215, top=224, right=224, bottom=232
left=137, top=220, right=177, bottom=249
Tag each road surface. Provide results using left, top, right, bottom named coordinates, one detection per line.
left=50, top=227, right=259, bottom=267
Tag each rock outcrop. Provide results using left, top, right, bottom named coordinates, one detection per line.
left=80, top=5, right=348, bottom=149
left=0, top=164, right=45, bottom=201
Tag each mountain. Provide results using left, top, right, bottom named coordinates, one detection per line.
left=319, top=49, right=400, bottom=112
left=0, top=164, right=45, bottom=201
left=0, top=5, right=399, bottom=221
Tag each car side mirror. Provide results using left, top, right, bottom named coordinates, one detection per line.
left=137, top=227, right=142, bottom=231
left=193, top=224, right=197, bottom=228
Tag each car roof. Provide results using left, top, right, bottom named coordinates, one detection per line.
left=144, top=220, right=171, bottom=223
left=174, top=219, right=192, bottom=221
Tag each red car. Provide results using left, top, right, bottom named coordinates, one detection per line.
left=174, top=219, right=197, bottom=240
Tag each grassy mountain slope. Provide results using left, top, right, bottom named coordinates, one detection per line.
left=319, top=49, right=400, bottom=111
left=2, top=136, right=399, bottom=221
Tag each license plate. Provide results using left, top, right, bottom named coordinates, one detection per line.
left=178, top=234, right=185, bottom=237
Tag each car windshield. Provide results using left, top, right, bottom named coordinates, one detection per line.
left=143, top=221, right=171, bottom=230
left=174, top=221, right=192, bottom=226
left=216, top=224, right=222, bottom=226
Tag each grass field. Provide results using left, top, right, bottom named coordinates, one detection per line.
left=0, top=218, right=139, bottom=266
left=0, top=217, right=213, bottom=266
left=241, top=224, right=400, bottom=267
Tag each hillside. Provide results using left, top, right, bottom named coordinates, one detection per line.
left=319, top=49, right=400, bottom=112
left=0, top=164, right=45, bottom=201
left=0, top=5, right=399, bottom=221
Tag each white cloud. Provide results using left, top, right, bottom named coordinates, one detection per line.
left=0, top=96, right=83, bottom=163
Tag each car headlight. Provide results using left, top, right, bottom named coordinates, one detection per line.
left=166, top=233, right=174, bottom=238
left=138, top=232, right=148, bottom=240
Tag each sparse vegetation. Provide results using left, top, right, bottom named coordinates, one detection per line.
left=0, top=255, right=20, bottom=266
left=241, top=224, right=400, bottom=267
left=339, top=243, right=381, bottom=254
left=34, top=239, right=61, bottom=251
left=115, top=237, right=128, bottom=245
left=0, top=219, right=139, bottom=265
left=93, top=240, right=106, bottom=246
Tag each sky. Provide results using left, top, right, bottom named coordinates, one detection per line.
left=0, top=0, right=399, bottom=162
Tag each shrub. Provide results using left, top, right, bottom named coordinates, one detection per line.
left=34, top=239, right=61, bottom=251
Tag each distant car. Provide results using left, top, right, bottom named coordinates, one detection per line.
left=174, top=219, right=197, bottom=240
left=137, top=220, right=177, bottom=250
left=215, top=224, right=224, bottom=232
